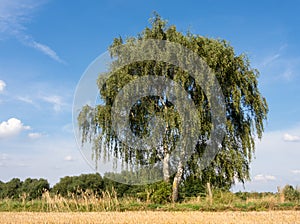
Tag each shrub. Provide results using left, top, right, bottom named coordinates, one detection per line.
left=150, top=181, right=172, bottom=204
left=283, top=185, right=300, bottom=202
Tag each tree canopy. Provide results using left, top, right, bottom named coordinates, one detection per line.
left=78, top=14, right=268, bottom=202
left=0, top=178, right=49, bottom=200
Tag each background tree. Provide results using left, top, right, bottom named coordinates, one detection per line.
left=283, top=185, right=300, bottom=202
left=21, top=178, right=50, bottom=200
left=0, top=178, right=22, bottom=199
left=0, top=181, right=4, bottom=198
left=52, top=173, right=103, bottom=197
left=78, top=14, right=268, bottom=202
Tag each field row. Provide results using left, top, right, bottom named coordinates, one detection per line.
left=0, top=211, right=300, bottom=224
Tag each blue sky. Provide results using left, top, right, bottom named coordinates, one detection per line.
left=0, top=0, right=300, bottom=191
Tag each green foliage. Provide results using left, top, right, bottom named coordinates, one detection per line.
left=0, top=181, right=3, bottom=195
left=212, top=190, right=237, bottom=205
left=0, top=178, right=22, bottom=199
left=52, top=173, right=103, bottom=197
left=77, top=13, right=268, bottom=199
left=21, top=178, right=50, bottom=200
left=0, top=178, right=49, bottom=200
left=0, top=188, right=299, bottom=212
left=149, top=181, right=172, bottom=204
left=283, top=185, right=300, bottom=202
left=180, top=176, right=206, bottom=198
left=235, top=191, right=275, bottom=201
left=103, top=173, right=173, bottom=203
left=102, top=175, right=131, bottom=197
left=0, top=174, right=300, bottom=212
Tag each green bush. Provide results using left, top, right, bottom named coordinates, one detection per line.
left=21, top=178, right=50, bottom=200
left=0, top=178, right=22, bottom=199
left=52, top=173, right=104, bottom=197
left=213, top=190, right=238, bottom=205
left=150, top=181, right=172, bottom=204
left=283, top=185, right=300, bottom=202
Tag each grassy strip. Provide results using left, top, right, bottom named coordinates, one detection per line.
left=1, top=189, right=299, bottom=212
left=0, top=198, right=299, bottom=212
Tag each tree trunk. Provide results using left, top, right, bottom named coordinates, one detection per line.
left=162, top=120, right=170, bottom=183
left=163, top=146, right=170, bottom=182
left=172, top=161, right=183, bottom=202
left=277, top=186, right=284, bottom=203
left=207, top=182, right=213, bottom=205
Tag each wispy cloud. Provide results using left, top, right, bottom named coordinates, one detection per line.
left=17, top=96, right=34, bottom=104
left=0, top=153, right=9, bottom=161
left=0, top=118, right=30, bottom=139
left=283, top=133, right=300, bottom=142
left=0, top=0, right=64, bottom=63
left=291, top=170, right=300, bottom=175
left=258, top=44, right=300, bottom=81
left=0, top=153, right=9, bottom=167
left=254, top=174, right=276, bottom=182
left=31, top=40, right=65, bottom=64
left=62, top=123, right=73, bottom=134
left=0, top=80, right=6, bottom=93
left=41, top=95, right=65, bottom=112
left=64, top=155, right=74, bottom=162
left=15, top=87, right=71, bottom=112
left=261, top=53, right=280, bottom=67
left=28, top=132, right=42, bottom=139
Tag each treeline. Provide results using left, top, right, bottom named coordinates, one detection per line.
left=1, top=173, right=300, bottom=204
left=0, top=173, right=176, bottom=203
left=0, top=178, right=49, bottom=200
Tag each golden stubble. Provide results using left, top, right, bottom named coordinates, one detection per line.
left=0, top=211, right=299, bottom=224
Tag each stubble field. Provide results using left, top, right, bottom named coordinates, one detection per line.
left=0, top=211, right=299, bottom=224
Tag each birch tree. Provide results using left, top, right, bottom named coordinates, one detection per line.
left=78, top=14, right=268, bottom=202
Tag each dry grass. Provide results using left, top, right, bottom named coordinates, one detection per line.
left=0, top=211, right=299, bottom=224
left=41, top=189, right=120, bottom=212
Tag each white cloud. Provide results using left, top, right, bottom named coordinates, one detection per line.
left=291, top=170, right=300, bottom=175
left=31, top=41, right=65, bottom=63
left=0, top=0, right=64, bottom=63
left=62, top=123, right=73, bottom=134
left=16, top=96, right=41, bottom=109
left=0, top=80, right=6, bottom=93
left=0, top=118, right=30, bottom=139
left=232, top=126, right=300, bottom=191
left=253, top=174, right=264, bottom=181
left=0, top=0, right=35, bottom=34
left=265, top=175, right=276, bottom=180
left=64, top=155, right=74, bottom=161
left=0, top=153, right=9, bottom=161
left=28, top=132, right=42, bottom=139
left=254, top=174, right=276, bottom=181
left=17, top=96, right=33, bottom=104
left=0, top=153, right=9, bottom=167
left=258, top=44, right=300, bottom=81
left=283, top=133, right=300, bottom=142
left=262, top=53, right=280, bottom=67
left=41, top=95, right=64, bottom=112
